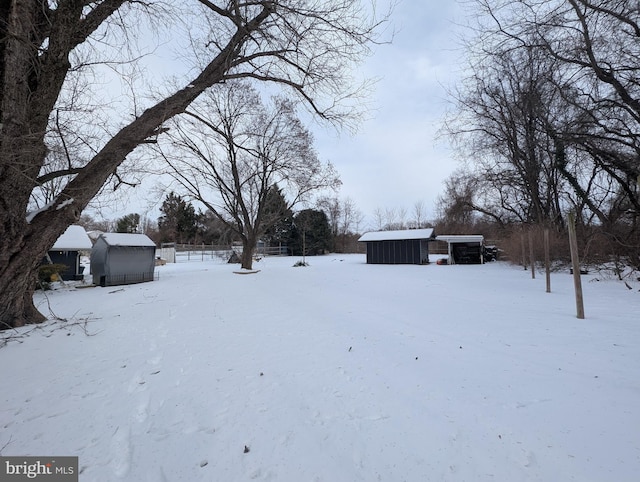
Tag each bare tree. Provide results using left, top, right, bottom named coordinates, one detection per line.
left=338, top=196, right=364, bottom=251
left=370, top=205, right=411, bottom=231
left=481, top=0, right=640, bottom=209
left=77, top=214, right=113, bottom=233
left=317, top=195, right=363, bottom=251
left=372, top=207, right=386, bottom=231
left=396, top=206, right=408, bottom=229
left=435, top=170, right=481, bottom=231
left=340, top=197, right=364, bottom=234
left=411, top=200, right=428, bottom=228
left=317, top=196, right=342, bottom=240
left=447, top=28, right=573, bottom=227
left=0, top=0, right=388, bottom=328
left=159, top=82, right=340, bottom=270
left=384, top=207, right=399, bottom=229
left=453, top=0, right=640, bottom=264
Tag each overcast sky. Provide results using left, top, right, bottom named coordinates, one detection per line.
left=311, top=0, right=466, bottom=228
left=89, top=1, right=467, bottom=231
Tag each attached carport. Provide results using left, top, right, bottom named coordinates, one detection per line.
left=436, top=235, right=485, bottom=264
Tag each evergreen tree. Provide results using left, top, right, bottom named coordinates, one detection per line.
left=158, top=193, right=198, bottom=243
left=289, top=209, right=332, bottom=256
left=261, top=185, right=294, bottom=248
left=116, top=213, right=140, bottom=233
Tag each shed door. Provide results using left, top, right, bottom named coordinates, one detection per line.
left=420, top=240, right=429, bottom=264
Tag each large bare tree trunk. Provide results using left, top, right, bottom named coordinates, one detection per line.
left=240, top=240, right=255, bottom=271
left=0, top=228, right=51, bottom=328
left=0, top=272, right=46, bottom=330
left=0, top=1, right=384, bottom=329
left=0, top=2, right=273, bottom=329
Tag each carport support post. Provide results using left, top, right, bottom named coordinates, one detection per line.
left=568, top=211, right=585, bottom=319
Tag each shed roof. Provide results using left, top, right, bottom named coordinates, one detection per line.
left=358, top=228, right=435, bottom=242
left=51, top=225, right=93, bottom=250
left=436, top=235, right=484, bottom=244
left=99, top=233, right=156, bottom=247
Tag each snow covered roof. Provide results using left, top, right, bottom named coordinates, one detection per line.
left=51, top=225, right=93, bottom=251
left=86, top=230, right=104, bottom=242
left=98, top=233, right=156, bottom=247
left=436, top=235, right=484, bottom=244
left=358, top=228, right=435, bottom=242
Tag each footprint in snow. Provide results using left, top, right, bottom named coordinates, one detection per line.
left=109, top=425, right=132, bottom=478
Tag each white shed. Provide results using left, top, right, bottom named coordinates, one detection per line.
left=48, top=225, right=93, bottom=280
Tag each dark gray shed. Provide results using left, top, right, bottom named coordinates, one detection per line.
left=358, top=229, right=435, bottom=265
left=90, top=233, right=156, bottom=286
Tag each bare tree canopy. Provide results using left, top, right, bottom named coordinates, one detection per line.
left=444, top=0, right=640, bottom=251
left=317, top=195, right=364, bottom=251
left=472, top=0, right=640, bottom=179
left=159, top=81, right=340, bottom=269
left=0, top=0, right=389, bottom=329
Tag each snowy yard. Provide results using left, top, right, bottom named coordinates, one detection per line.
left=1, top=254, right=639, bottom=481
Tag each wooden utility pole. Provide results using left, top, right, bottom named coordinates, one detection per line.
left=544, top=228, right=551, bottom=293
left=568, top=212, right=585, bottom=319
left=302, top=228, right=306, bottom=265
left=521, top=230, right=527, bottom=270
left=529, top=228, right=535, bottom=279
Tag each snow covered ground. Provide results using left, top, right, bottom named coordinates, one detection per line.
left=1, top=254, right=639, bottom=481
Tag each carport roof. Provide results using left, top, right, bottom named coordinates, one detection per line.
left=436, top=235, right=484, bottom=244
left=358, top=228, right=435, bottom=242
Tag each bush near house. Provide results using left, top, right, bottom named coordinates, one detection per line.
left=37, top=264, right=68, bottom=289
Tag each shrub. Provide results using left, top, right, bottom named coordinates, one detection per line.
left=37, top=264, right=68, bottom=289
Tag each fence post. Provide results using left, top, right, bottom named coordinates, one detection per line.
left=521, top=229, right=527, bottom=270
left=529, top=227, right=535, bottom=279
left=568, top=211, right=585, bottom=319
left=544, top=228, right=551, bottom=293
